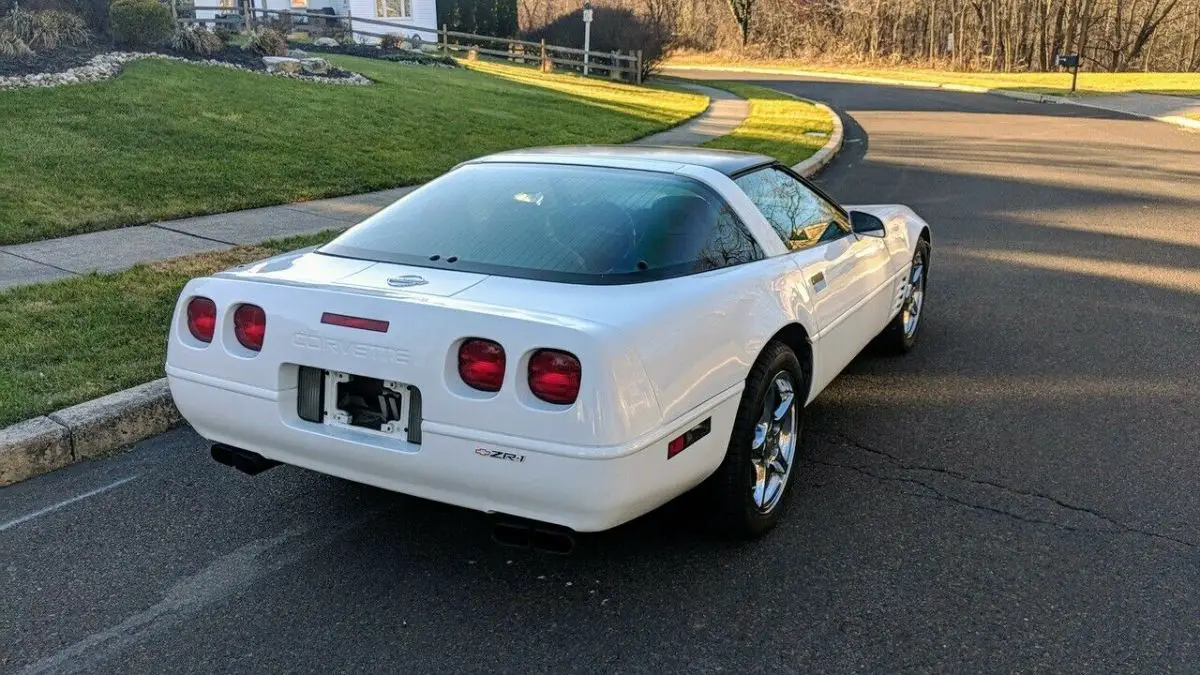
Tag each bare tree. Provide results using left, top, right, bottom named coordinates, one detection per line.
left=726, top=0, right=755, bottom=45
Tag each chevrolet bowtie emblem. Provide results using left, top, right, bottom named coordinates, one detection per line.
left=387, top=275, right=428, bottom=288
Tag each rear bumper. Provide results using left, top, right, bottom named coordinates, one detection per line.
left=167, top=366, right=739, bottom=532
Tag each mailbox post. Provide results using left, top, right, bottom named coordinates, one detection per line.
left=1056, top=53, right=1080, bottom=94
left=582, top=1, right=593, bottom=76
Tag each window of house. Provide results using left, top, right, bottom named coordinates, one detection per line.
left=734, top=167, right=851, bottom=251
left=291, top=0, right=307, bottom=8
left=376, top=0, right=412, bottom=18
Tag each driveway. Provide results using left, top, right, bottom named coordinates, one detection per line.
left=2, top=74, right=1198, bottom=673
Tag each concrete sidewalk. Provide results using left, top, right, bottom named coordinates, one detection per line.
left=0, top=84, right=749, bottom=291
left=1060, top=91, right=1200, bottom=130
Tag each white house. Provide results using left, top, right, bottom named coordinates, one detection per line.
left=197, top=0, right=438, bottom=43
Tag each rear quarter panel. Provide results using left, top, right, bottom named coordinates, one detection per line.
left=459, top=256, right=816, bottom=426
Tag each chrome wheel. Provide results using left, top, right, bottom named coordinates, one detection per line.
left=901, top=254, right=926, bottom=338
left=750, top=371, right=798, bottom=513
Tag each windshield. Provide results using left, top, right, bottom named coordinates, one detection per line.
left=317, top=163, right=764, bottom=285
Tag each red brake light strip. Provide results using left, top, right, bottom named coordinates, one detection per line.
left=321, top=312, right=390, bottom=333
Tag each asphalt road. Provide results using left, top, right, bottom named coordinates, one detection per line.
left=3, top=75, right=1199, bottom=674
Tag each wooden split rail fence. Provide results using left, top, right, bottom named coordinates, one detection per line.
left=179, top=5, right=643, bottom=83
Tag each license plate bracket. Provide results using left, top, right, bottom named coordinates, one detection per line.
left=323, top=371, right=412, bottom=438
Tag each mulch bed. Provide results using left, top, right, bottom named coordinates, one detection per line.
left=0, top=43, right=108, bottom=77
left=291, top=41, right=457, bottom=67
left=0, top=41, right=359, bottom=80
left=163, top=46, right=360, bottom=79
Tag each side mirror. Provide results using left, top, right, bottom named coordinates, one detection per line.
left=850, top=211, right=886, bottom=237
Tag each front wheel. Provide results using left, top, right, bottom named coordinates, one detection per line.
left=880, top=239, right=929, bottom=354
left=704, top=341, right=805, bottom=539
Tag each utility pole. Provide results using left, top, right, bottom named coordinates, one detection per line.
left=582, top=0, right=593, bottom=76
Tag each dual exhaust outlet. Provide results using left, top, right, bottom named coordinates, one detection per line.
left=210, top=443, right=575, bottom=554
left=210, top=443, right=281, bottom=476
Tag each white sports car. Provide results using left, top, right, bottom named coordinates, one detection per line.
left=166, top=146, right=930, bottom=541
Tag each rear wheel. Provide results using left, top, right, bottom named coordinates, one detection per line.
left=705, top=341, right=805, bottom=538
left=880, top=239, right=929, bottom=354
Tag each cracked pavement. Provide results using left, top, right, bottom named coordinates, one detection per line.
left=808, top=431, right=1196, bottom=550
left=2, top=75, right=1199, bottom=672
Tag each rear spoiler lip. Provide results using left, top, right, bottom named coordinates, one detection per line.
left=198, top=273, right=608, bottom=332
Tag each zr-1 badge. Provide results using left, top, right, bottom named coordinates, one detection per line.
left=475, top=448, right=526, bottom=463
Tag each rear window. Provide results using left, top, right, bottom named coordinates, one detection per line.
left=318, top=163, right=764, bottom=285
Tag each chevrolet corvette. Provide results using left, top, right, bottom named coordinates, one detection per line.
left=166, top=146, right=931, bottom=539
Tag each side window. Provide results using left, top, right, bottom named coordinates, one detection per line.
left=636, top=192, right=764, bottom=273
left=692, top=201, right=765, bottom=272
left=735, top=168, right=850, bottom=251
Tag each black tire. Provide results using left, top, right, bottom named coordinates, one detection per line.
left=879, top=238, right=930, bottom=354
left=704, top=340, right=806, bottom=539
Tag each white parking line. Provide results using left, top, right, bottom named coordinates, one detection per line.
left=0, top=475, right=138, bottom=533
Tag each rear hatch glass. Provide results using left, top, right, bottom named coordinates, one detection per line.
left=318, top=163, right=764, bottom=285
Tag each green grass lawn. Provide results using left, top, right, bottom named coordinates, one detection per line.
left=699, top=82, right=834, bottom=166
left=0, top=77, right=841, bottom=428
left=0, top=57, right=706, bottom=245
left=0, top=231, right=340, bottom=427
left=665, top=54, right=1200, bottom=97
left=0, top=66, right=847, bottom=429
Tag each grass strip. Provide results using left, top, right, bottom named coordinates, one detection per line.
left=0, top=231, right=339, bottom=427
left=699, top=81, right=834, bottom=166
left=665, top=56, right=1200, bottom=97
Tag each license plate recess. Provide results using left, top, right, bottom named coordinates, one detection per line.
left=323, top=371, right=416, bottom=440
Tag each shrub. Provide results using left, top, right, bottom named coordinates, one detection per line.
left=0, top=8, right=90, bottom=52
left=29, top=10, right=90, bottom=49
left=437, top=0, right=517, bottom=38
left=244, top=28, right=288, bottom=56
left=213, top=25, right=233, bottom=44
left=0, top=7, right=39, bottom=41
left=382, top=51, right=457, bottom=67
left=379, top=32, right=403, bottom=49
left=4, top=0, right=109, bottom=33
left=523, top=6, right=672, bottom=79
left=265, top=13, right=292, bottom=35
left=0, top=32, right=35, bottom=57
left=108, top=0, right=173, bottom=49
left=170, top=25, right=224, bottom=55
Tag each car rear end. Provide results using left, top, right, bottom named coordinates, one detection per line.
left=166, top=158, right=767, bottom=531
left=169, top=265, right=741, bottom=532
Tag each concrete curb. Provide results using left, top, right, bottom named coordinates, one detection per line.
left=787, top=96, right=845, bottom=178
left=1, top=379, right=179, bottom=486
left=661, top=64, right=1200, bottom=133
left=0, top=417, right=73, bottom=486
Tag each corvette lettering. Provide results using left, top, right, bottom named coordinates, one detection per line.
left=475, top=448, right=526, bottom=463
left=292, top=332, right=410, bottom=364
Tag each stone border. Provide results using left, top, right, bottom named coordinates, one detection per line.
left=660, top=64, right=1200, bottom=133
left=0, top=51, right=371, bottom=91
left=0, top=87, right=846, bottom=486
left=1, top=380, right=179, bottom=485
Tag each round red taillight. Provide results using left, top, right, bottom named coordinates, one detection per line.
left=233, top=304, right=267, bottom=352
left=186, top=297, right=217, bottom=344
left=458, top=338, right=505, bottom=392
left=528, top=349, right=581, bottom=405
